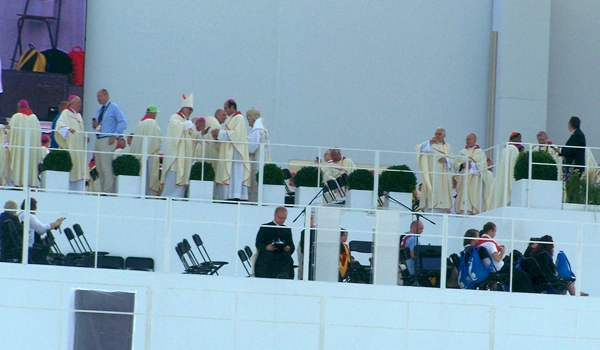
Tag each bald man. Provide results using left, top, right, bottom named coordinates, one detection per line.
left=452, top=133, right=487, bottom=214
left=415, top=128, right=454, bottom=212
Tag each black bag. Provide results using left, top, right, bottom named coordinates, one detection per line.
left=16, top=44, right=47, bottom=72
left=41, top=48, right=73, bottom=74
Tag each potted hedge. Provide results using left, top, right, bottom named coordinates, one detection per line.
left=188, top=161, right=215, bottom=201
left=41, top=150, right=73, bottom=191
left=346, top=169, right=375, bottom=209
left=113, top=154, right=142, bottom=196
left=260, top=164, right=285, bottom=204
left=511, top=151, right=560, bottom=209
left=379, top=165, right=416, bottom=210
left=294, top=166, right=322, bottom=205
left=564, top=170, right=600, bottom=210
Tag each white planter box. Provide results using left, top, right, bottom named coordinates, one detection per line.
left=261, top=184, right=284, bottom=205
left=511, top=179, right=562, bottom=210
left=384, top=191, right=413, bottom=211
left=41, top=170, right=70, bottom=192
left=295, top=186, right=322, bottom=206
left=188, top=180, right=214, bottom=201
left=116, top=175, right=142, bottom=196
left=346, top=189, right=374, bottom=209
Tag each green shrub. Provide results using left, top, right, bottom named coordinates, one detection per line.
left=113, top=154, right=141, bottom=176
left=293, top=166, right=320, bottom=188
left=189, top=161, right=215, bottom=181
left=347, top=169, right=374, bottom=191
left=42, top=150, right=73, bottom=172
left=565, top=170, right=600, bottom=205
left=259, top=163, right=285, bottom=185
left=379, top=165, right=416, bottom=194
left=513, top=151, right=557, bottom=181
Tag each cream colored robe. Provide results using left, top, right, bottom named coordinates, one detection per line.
left=215, top=113, right=250, bottom=190
left=54, top=109, right=87, bottom=182
left=481, top=169, right=495, bottom=212
left=585, top=148, right=600, bottom=184
left=416, top=141, right=454, bottom=211
left=130, top=118, right=162, bottom=192
left=321, top=158, right=356, bottom=182
left=248, top=117, right=271, bottom=202
left=453, top=146, right=486, bottom=214
left=7, top=112, right=44, bottom=187
left=160, top=113, right=194, bottom=186
left=194, top=116, right=221, bottom=166
left=494, top=144, right=519, bottom=208
left=532, top=144, right=562, bottom=180
left=0, top=127, right=9, bottom=186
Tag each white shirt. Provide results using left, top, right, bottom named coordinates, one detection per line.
left=480, top=241, right=504, bottom=271
left=18, top=212, right=50, bottom=247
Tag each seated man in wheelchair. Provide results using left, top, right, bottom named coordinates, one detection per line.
left=398, top=220, right=424, bottom=286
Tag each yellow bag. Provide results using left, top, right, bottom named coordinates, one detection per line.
left=16, top=44, right=47, bottom=72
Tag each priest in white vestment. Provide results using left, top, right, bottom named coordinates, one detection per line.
left=160, top=94, right=195, bottom=198
left=212, top=99, right=251, bottom=201
left=246, top=108, right=271, bottom=202
left=0, top=124, right=10, bottom=186
left=481, top=158, right=496, bottom=212
left=130, top=105, right=163, bottom=196
left=7, top=100, right=45, bottom=188
left=494, top=138, right=520, bottom=208
left=196, top=109, right=226, bottom=168
left=453, top=133, right=487, bottom=215
left=321, top=149, right=356, bottom=182
left=532, top=131, right=562, bottom=180
left=54, top=95, right=87, bottom=192
left=416, top=128, right=454, bottom=212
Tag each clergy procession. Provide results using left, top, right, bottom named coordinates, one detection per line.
left=0, top=89, right=590, bottom=215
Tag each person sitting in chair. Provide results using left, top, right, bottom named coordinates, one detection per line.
left=0, top=200, right=22, bottom=262
left=476, top=222, right=532, bottom=293
left=254, top=206, right=295, bottom=279
left=19, top=198, right=64, bottom=264
left=400, top=220, right=424, bottom=277
left=523, top=235, right=587, bottom=296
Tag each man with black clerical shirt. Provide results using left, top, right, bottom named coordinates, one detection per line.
left=254, top=206, right=295, bottom=279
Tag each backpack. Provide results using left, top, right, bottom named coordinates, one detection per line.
left=555, top=251, right=575, bottom=280
left=41, top=49, right=73, bottom=74
left=16, top=44, right=47, bottom=72
left=458, top=246, right=492, bottom=289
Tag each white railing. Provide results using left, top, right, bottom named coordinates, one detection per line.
left=2, top=185, right=599, bottom=297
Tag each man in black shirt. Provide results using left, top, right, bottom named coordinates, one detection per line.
left=254, top=206, right=295, bottom=279
left=559, top=116, right=586, bottom=179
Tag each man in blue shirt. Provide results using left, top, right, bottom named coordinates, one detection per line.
left=92, top=89, right=127, bottom=193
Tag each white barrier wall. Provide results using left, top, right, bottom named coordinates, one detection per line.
left=0, top=263, right=599, bottom=350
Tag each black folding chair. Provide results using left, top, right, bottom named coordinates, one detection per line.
left=175, top=241, right=211, bottom=274
left=238, top=249, right=251, bottom=277
left=97, top=255, right=125, bottom=269
left=63, top=227, right=92, bottom=267
left=125, top=257, right=154, bottom=271
left=44, top=230, right=65, bottom=265
left=347, top=240, right=373, bottom=284
left=244, top=246, right=253, bottom=262
left=73, top=223, right=109, bottom=256
left=192, top=234, right=228, bottom=275
left=282, top=168, right=294, bottom=195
